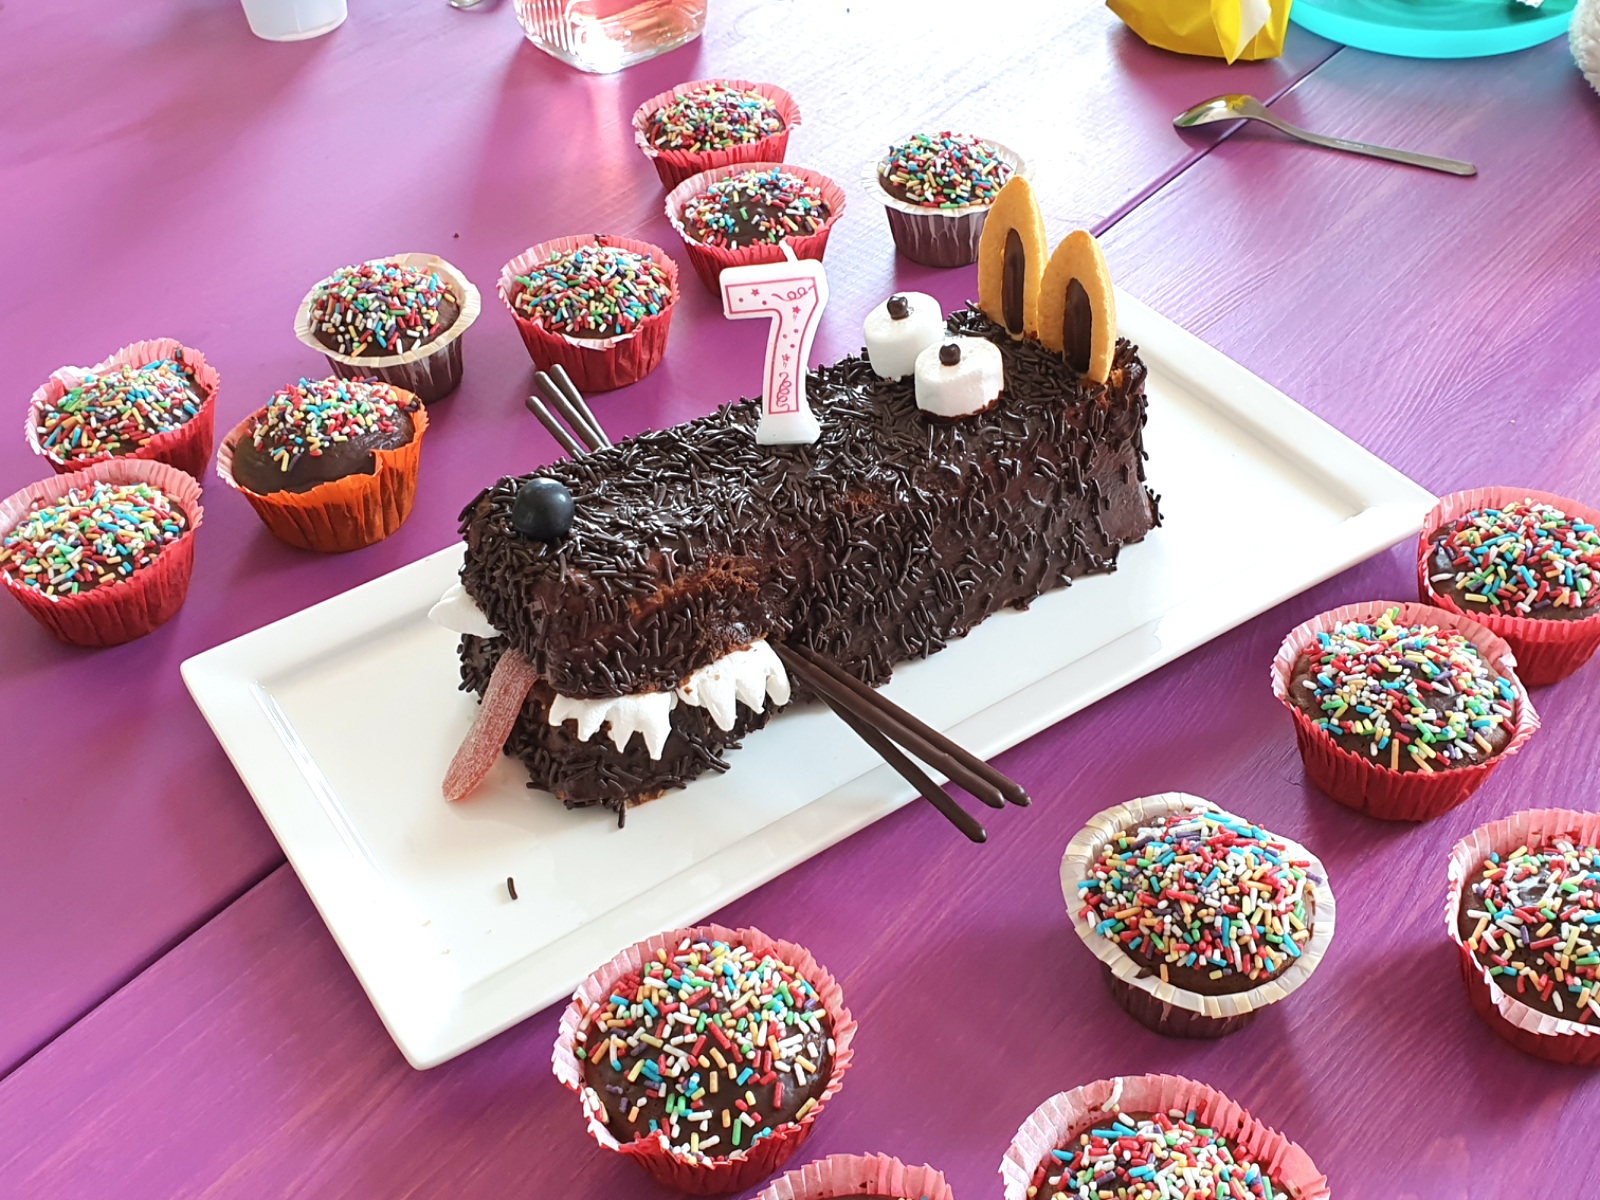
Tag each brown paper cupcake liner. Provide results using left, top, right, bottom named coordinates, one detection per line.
left=216, top=392, right=428, bottom=553
left=294, top=253, right=480, bottom=403
left=633, top=79, right=802, bottom=190
left=1271, top=600, right=1540, bottom=821
left=664, top=162, right=847, bottom=295
left=1418, top=487, right=1600, bottom=686
left=26, top=339, right=220, bottom=480
left=553, top=923, right=856, bottom=1195
left=755, top=1153, right=954, bottom=1200
left=1060, top=792, right=1336, bottom=1038
left=1446, top=808, right=1600, bottom=1065
left=862, top=139, right=1028, bottom=269
left=497, top=234, right=680, bottom=393
left=1000, top=1075, right=1329, bottom=1200
left=0, top=458, right=203, bottom=647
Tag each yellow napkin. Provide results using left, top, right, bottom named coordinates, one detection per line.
left=1107, top=0, right=1291, bottom=62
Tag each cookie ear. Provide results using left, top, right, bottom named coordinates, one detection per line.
left=977, top=176, right=1047, bottom=340
left=1038, top=229, right=1116, bottom=383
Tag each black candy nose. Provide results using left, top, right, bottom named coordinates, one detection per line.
left=512, top=477, right=575, bottom=542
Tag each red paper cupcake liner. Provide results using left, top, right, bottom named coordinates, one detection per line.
left=215, top=392, right=428, bottom=553
left=755, top=1153, right=955, bottom=1200
left=294, top=253, right=481, bottom=404
left=26, top=339, right=220, bottom=480
left=496, top=234, right=680, bottom=393
left=664, top=162, right=848, bottom=296
left=862, top=138, right=1029, bottom=269
left=553, top=923, right=856, bottom=1195
left=1446, top=808, right=1600, bottom=1065
left=1418, top=487, right=1600, bottom=686
left=633, top=79, right=802, bottom=190
left=1271, top=600, right=1540, bottom=821
left=0, top=458, right=203, bottom=647
left=1000, top=1074, right=1329, bottom=1200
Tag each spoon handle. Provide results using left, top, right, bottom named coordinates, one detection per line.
left=1261, top=115, right=1476, bottom=177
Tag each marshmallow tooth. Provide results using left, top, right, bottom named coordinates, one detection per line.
left=864, top=291, right=945, bottom=379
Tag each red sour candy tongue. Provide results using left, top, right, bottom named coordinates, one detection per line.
left=443, top=649, right=540, bottom=802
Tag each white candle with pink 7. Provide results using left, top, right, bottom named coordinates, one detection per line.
left=719, top=245, right=828, bottom=445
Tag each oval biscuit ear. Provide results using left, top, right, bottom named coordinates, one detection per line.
left=1038, top=230, right=1116, bottom=384
left=977, top=177, right=1047, bottom=340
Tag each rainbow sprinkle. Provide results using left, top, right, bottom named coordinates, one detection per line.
left=512, top=244, right=673, bottom=338
left=576, top=936, right=832, bottom=1158
left=1433, top=500, right=1600, bottom=617
left=880, top=132, right=1012, bottom=209
left=0, top=481, right=187, bottom=598
left=648, top=83, right=784, bottom=153
left=1080, top=808, right=1315, bottom=987
left=309, top=260, right=453, bottom=357
left=680, top=167, right=830, bottom=249
left=35, top=357, right=201, bottom=464
left=250, top=378, right=413, bottom=475
left=1463, top=839, right=1600, bottom=1022
left=1298, top=607, right=1517, bottom=772
left=1030, top=1107, right=1280, bottom=1200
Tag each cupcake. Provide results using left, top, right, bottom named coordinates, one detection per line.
left=1061, top=793, right=1334, bottom=1038
left=865, top=132, right=1025, bottom=268
left=217, top=376, right=428, bottom=553
left=553, top=924, right=855, bottom=1195
left=756, top=1155, right=954, bottom=1200
left=1448, top=808, right=1600, bottom=1065
left=1272, top=601, right=1539, bottom=821
left=633, top=79, right=801, bottom=190
left=665, top=163, right=846, bottom=294
left=497, top=235, right=680, bottom=392
left=0, top=458, right=202, bottom=647
left=26, top=339, right=220, bottom=479
left=294, top=253, right=480, bottom=403
left=1001, top=1075, right=1329, bottom=1200
left=1419, top=488, right=1600, bottom=686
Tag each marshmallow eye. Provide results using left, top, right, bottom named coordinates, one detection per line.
left=1038, top=229, right=1117, bottom=384
left=977, top=176, right=1048, bottom=340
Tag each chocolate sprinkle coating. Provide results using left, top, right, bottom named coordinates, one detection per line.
left=457, top=307, right=1158, bottom=820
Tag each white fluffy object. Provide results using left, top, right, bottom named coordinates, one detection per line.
left=1577, top=0, right=1600, bottom=96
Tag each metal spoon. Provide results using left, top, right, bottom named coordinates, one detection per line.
left=1174, top=94, right=1476, bottom=177
left=448, top=0, right=489, bottom=9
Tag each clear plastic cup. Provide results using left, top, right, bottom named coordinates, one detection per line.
left=513, top=0, right=707, bottom=73
left=239, top=0, right=348, bottom=41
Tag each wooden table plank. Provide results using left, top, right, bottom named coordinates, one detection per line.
left=0, top=0, right=1333, bottom=1075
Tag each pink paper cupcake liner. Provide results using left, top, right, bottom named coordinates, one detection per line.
left=553, top=923, right=856, bottom=1195
left=1000, top=1074, right=1329, bottom=1200
left=633, top=79, right=802, bottom=190
left=1418, top=487, right=1600, bottom=686
left=862, top=138, right=1029, bottom=269
left=664, top=162, right=847, bottom=295
left=0, top=457, right=203, bottom=647
left=755, top=1154, right=954, bottom=1200
left=1271, top=600, right=1540, bottom=821
left=294, top=253, right=480, bottom=404
left=497, top=234, right=680, bottom=393
left=26, top=339, right=220, bottom=480
left=1446, top=807, right=1600, bottom=1065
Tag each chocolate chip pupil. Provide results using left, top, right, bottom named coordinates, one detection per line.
left=887, top=294, right=910, bottom=320
left=939, top=342, right=961, bottom=366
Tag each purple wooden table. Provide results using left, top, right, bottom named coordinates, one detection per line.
left=4, top=1, right=1598, bottom=1197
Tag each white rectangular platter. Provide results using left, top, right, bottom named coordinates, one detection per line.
left=182, top=293, right=1434, bottom=1068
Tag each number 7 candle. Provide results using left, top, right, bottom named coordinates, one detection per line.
left=720, top=246, right=828, bottom=445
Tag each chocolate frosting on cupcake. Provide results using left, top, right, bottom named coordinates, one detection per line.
left=510, top=243, right=673, bottom=340
left=1428, top=499, right=1600, bottom=622
left=647, top=82, right=785, bottom=153
left=0, top=480, right=188, bottom=597
left=231, top=377, right=417, bottom=495
left=878, top=131, right=1013, bottom=209
left=308, top=260, right=460, bottom=358
left=34, top=356, right=204, bottom=465
left=680, top=167, right=832, bottom=249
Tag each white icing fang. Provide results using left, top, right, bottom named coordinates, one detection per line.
left=547, top=640, right=790, bottom=759
left=428, top=583, right=498, bottom=638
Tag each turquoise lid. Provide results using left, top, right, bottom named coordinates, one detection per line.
left=1289, top=0, right=1575, bottom=58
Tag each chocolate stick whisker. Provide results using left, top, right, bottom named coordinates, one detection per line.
left=549, top=365, right=612, bottom=449
left=524, top=393, right=587, bottom=458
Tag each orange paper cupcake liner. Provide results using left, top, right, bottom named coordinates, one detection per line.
left=633, top=79, right=802, bottom=191
left=1000, top=1075, right=1329, bottom=1200
left=756, top=1154, right=955, bottom=1200
left=1418, top=487, right=1600, bottom=686
left=497, top=234, right=680, bottom=393
left=26, top=339, right=220, bottom=480
left=665, top=162, right=848, bottom=295
left=1271, top=600, right=1539, bottom=821
left=0, top=458, right=203, bottom=647
left=215, top=393, right=428, bottom=554
left=1446, top=808, right=1600, bottom=1065
left=553, top=923, right=856, bottom=1196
